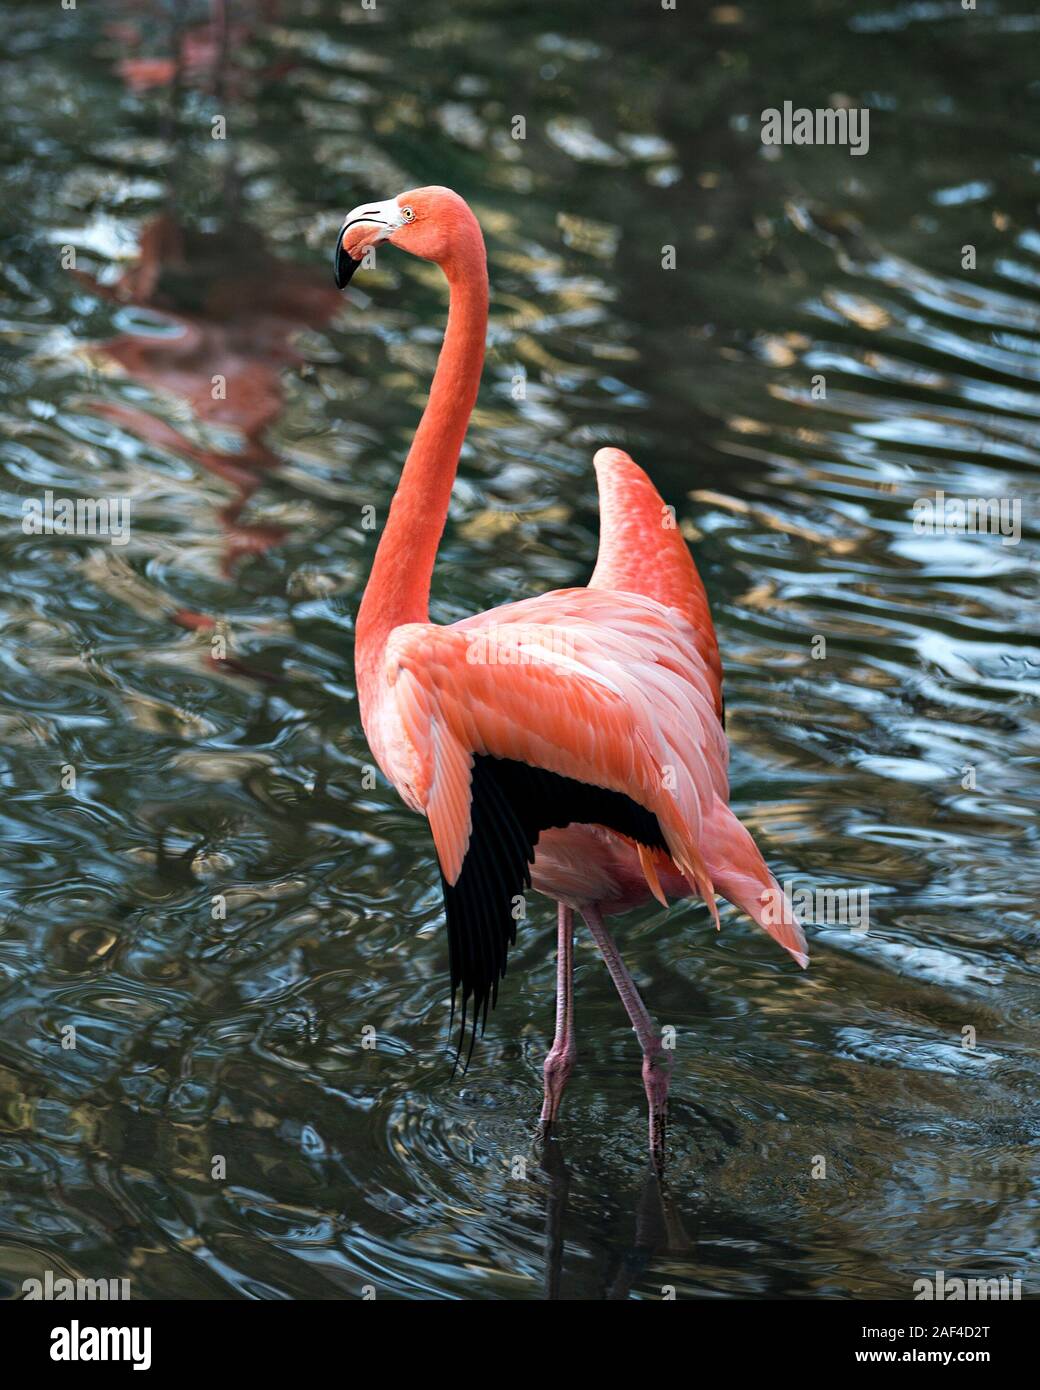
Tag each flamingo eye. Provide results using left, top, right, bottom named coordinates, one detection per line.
left=400, top=206, right=415, bottom=222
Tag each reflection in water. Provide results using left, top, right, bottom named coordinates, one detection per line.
left=540, top=1138, right=690, bottom=1300
left=0, top=0, right=1038, bottom=1299
left=81, top=212, right=341, bottom=578
left=83, top=0, right=340, bottom=587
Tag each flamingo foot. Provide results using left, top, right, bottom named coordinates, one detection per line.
left=540, top=1038, right=576, bottom=1130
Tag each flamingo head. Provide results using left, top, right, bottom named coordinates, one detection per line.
left=334, top=185, right=482, bottom=288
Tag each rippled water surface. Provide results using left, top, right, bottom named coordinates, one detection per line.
left=1, top=0, right=1038, bottom=1299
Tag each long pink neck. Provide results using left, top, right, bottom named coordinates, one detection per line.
left=355, top=231, right=488, bottom=714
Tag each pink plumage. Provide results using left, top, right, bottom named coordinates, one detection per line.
left=337, top=185, right=807, bottom=1168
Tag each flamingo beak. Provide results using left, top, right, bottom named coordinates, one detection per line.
left=334, top=197, right=405, bottom=289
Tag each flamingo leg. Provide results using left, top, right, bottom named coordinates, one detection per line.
left=539, top=903, right=576, bottom=1131
left=582, top=903, right=669, bottom=1172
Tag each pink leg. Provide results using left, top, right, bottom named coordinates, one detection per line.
left=582, top=903, right=669, bottom=1172
left=540, top=903, right=576, bottom=1131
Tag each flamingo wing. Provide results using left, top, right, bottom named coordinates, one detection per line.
left=586, top=450, right=809, bottom=968
left=589, top=448, right=724, bottom=718
left=378, top=588, right=730, bottom=1050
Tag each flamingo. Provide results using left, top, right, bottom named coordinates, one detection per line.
left=335, top=186, right=808, bottom=1168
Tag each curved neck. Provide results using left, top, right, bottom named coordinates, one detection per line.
left=356, top=235, right=488, bottom=685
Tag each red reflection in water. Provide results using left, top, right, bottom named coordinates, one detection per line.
left=83, top=213, right=342, bottom=576
left=78, top=0, right=344, bottom=676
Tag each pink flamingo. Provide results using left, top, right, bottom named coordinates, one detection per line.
left=337, top=187, right=808, bottom=1168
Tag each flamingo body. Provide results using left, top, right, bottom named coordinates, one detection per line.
left=365, top=477, right=807, bottom=1029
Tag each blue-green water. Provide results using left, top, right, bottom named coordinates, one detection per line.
left=0, top=0, right=1037, bottom=1299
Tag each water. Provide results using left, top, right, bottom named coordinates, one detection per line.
left=0, top=0, right=1037, bottom=1300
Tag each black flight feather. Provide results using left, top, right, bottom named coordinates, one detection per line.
left=440, top=754, right=668, bottom=1069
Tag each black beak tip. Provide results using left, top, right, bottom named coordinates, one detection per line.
left=334, top=226, right=359, bottom=289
